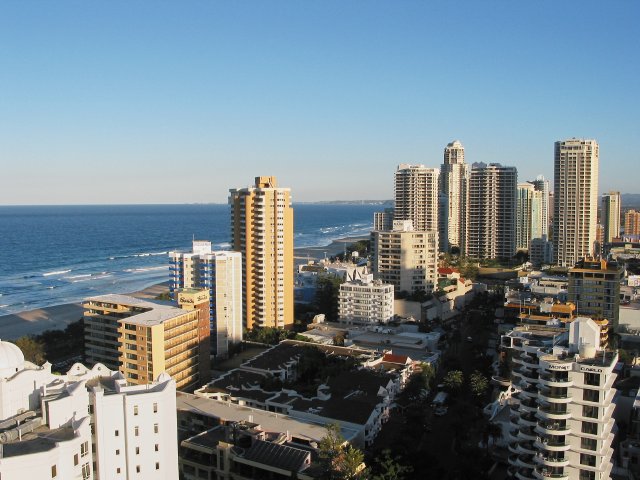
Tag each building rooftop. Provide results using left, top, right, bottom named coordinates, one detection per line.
left=176, top=392, right=356, bottom=443
left=85, top=294, right=189, bottom=326
left=1, top=425, right=76, bottom=458
left=233, top=439, right=310, bottom=473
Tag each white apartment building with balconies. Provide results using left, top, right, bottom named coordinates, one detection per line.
left=501, top=318, right=617, bottom=480
left=338, top=275, right=394, bottom=325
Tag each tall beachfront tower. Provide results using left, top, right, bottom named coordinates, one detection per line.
left=229, top=176, right=294, bottom=330
left=468, top=163, right=517, bottom=260
left=516, top=183, right=543, bottom=252
left=439, top=140, right=469, bottom=253
left=553, top=139, right=599, bottom=267
left=601, top=191, right=621, bottom=244
left=530, top=175, right=550, bottom=237
left=394, top=164, right=440, bottom=235
left=169, top=241, right=242, bottom=358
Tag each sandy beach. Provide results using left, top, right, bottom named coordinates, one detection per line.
left=0, top=236, right=368, bottom=340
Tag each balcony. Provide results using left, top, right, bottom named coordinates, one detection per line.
left=533, top=467, right=568, bottom=480
left=533, top=454, right=570, bottom=468
left=538, top=388, right=572, bottom=404
left=536, top=422, right=570, bottom=436
left=538, top=375, right=573, bottom=388
left=536, top=406, right=570, bottom=421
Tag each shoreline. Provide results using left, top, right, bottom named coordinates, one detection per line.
left=0, top=235, right=369, bottom=340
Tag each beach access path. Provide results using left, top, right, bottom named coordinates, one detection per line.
left=0, top=236, right=369, bottom=340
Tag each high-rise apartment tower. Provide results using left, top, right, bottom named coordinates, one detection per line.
left=394, top=164, right=440, bottom=235
left=229, top=176, right=294, bottom=330
left=601, top=191, right=621, bottom=244
left=439, top=140, right=469, bottom=253
left=553, top=139, right=599, bottom=267
left=468, top=163, right=517, bottom=260
left=169, top=241, right=243, bottom=358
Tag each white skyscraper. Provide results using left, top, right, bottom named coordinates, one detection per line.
left=439, top=140, right=470, bottom=253
left=601, top=191, right=621, bottom=244
left=516, top=182, right=543, bottom=252
left=394, top=164, right=440, bottom=234
left=468, top=163, right=517, bottom=260
left=530, top=175, right=550, bottom=238
left=553, top=139, right=599, bottom=267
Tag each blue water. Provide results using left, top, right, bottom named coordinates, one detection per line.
left=0, top=203, right=382, bottom=315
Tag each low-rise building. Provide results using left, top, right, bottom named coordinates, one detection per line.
left=194, top=341, right=405, bottom=447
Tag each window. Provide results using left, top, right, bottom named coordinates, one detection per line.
left=74, top=454, right=79, bottom=466
left=81, top=441, right=89, bottom=457
left=116, top=449, right=120, bottom=455
left=581, top=437, right=597, bottom=451
left=51, top=465, right=57, bottom=478
left=155, top=444, right=159, bottom=452
left=155, top=462, right=160, bottom=470
left=154, top=424, right=159, bottom=434
left=82, top=464, right=91, bottom=480
left=580, top=453, right=597, bottom=467
left=583, top=405, right=599, bottom=419
left=136, top=447, right=140, bottom=455
left=136, top=466, right=140, bottom=473
left=583, top=389, right=600, bottom=402
left=584, top=373, right=600, bottom=386
left=117, top=468, right=121, bottom=474
left=134, top=405, right=139, bottom=416
left=582, top=421, right=598, bottom=435
left=115, top=429, right=119, bottom=436
left=153, top=402, right=158, bottom=413
left=135, top=426, right=139, bottom=436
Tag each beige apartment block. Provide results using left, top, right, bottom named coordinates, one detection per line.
left=84, top=292, right=211, bottom=390
left=394, top=164, right=440, bottom=235
left=371, top=220, right=438, bottom=294
left=601, top=191, right=621, bottom=244
left=439, top=140, right=470, bottom=253
left=516, top=182, right=544, bottom=252
left=553, top=139, right=599, bottom=267
left=229, top=176, right=294, bottom=330
left=339, top=277, right=394, bottom=325
left=625, top=209, right=640, bottom=236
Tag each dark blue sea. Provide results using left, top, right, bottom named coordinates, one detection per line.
left=0, top=203, right=382, bottom=315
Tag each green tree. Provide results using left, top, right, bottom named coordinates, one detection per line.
left=443, top=370, right=464, bottom=392
left=371, top=449, right=413, bottom=480
left=470, top=370, right=489, bottom=398
left=318, top=424, right=367, bottom=479
left=315, top=274, right=343, bottom=322
left=13, top=336, right=46, bottom=365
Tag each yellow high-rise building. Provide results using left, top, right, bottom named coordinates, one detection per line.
left=229, top=176, right=294, bottom=330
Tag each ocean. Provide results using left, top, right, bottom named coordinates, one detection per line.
left=0, top=203, right=382, bottom=315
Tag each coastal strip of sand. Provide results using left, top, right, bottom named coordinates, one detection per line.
left=0, top=236, right=369, bottom=340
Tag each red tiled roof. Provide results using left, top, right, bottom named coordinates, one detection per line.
left=438, top=267, right=456, bottom=274
left=382, top=353, right=409, bottom=364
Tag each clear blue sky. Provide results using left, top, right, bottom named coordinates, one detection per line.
left=1, top=1, right=638, bottom=204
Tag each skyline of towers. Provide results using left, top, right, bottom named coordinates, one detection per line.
left=169, top=241, right=243, bottom=358
left=601, top=191, right=621, bottom=244
left=467, top=162, right=517, bottom=260
left=553, top=139, right=600, bottom=267
left=439, top=140, right=469, bottom=254
left=229, top=176, right=294, bottom=330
